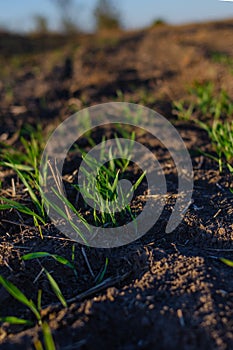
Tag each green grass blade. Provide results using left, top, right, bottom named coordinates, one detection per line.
left=219, top=257, right=233, bottom=267
left=44, top=270, right=67, bottom=308
left=42, top=322, right=56, bottom=350
left=37, top=289, right=42, bottom=312
left=227, top=163, right=233, bottom=173
left=0, top=316, right=33, bottom=326
left=110, top=169, right=119, bottom=195
left=132, top=171, right=146, bottom=191
left=0, top=161, right=43, bottom=214
left=22, top=252, right=78, bottom=278
left=50, top=188, right=90, bottom=231
left=71, top=244, right=75, bottom=263
left=53, top=255, right=77, bottom=276
left=22, top=252, right=53, bottom=260
left=0, top=161, right=34, bottom=172
left=15, top=169, right=40, bottom=206
left=43, top=197, right=88, bottom=243
left=0, top=197, right=46, bottom=224
left=0, top=275, right=41, bottom=321
left=95, top=258, right=109, bottom=284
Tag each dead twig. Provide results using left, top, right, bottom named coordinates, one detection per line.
left=1, top=219, right=31, bottom=228
left=11, top=178, right=16, bottom=197
left=81, top=247, right=95, bottom=278
left=204, top=248, right=233, bottom=252
left=44, top=271, right=131, bottom=309
left=66, top=271, right=131, bottom=304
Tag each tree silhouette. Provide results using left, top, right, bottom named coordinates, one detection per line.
left=33, top=15, right=49, bottom=34
left=94, top=0, right=122, bottom=31
left=51, top=0, right=80, bottom=33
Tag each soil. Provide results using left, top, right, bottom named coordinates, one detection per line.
left=0, top=19, right=233, bottom=349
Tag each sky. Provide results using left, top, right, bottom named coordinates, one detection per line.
left=0, top=0, right=233, bottom=32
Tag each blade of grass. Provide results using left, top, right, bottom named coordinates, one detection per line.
left=0, top=316, right=33, bottom=326
left=0, top=275, right=41, bottom=322
left=44, top=194, right=88, bottom=245
left=34, top=216, right=44, bottom=239
left=219, top=257, right=233, bottom=267
left=44, top=269, right=67, bottom=308
left=42, top=322, right=56, bottom=350
left=0, top=198, right=46, bottom=224
left=37, top=289, right=42, bottom=312
left=22, top=252, right=78, bottom=278
left=51, top=188, right=90, bottom=231
left=0, top=161, right=34, bottom=172
left=95, top=257, right=109, bottom=284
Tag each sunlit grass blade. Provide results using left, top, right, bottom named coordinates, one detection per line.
left=219, top=257, right=233, bottom=267
left=227, top=163, right=233, bottom=173
left=0, top=275, right=41, bottom=321
left=22, top=252, right=78, bottom=278
left=14, top=168, right=40, bottom=206
left=33, top=215, right=44, bottom=239
left=0, top=161, right=34, bottom=172
left=109, top=169, right=120, bottom=198
left=44, top=196, right=88, bottom=245
left=132, top=171, right=146, bottom=191
left=81, top=151, right=117, bottom=180
left=53, top=255, right=77, bottom=275
left=42, top=322, right=56, bottom=350
left=21, top=136, right=39, bottom=172
left=0, top=171, right=45, bottom=220
left=46, top=190, right=89, bottom=237
left=22, top=252, right=55, bottom=260
left=108, top=146, right=115, bottom=172
left=44, top=269, right=67, bottom=308
left=0, top=197, right=46, bottom=224
left=37, top=289, right=42, bottom=312
left=0, top=316, right=33, bottom=326
left=100, top=135, right=106, bottom=161
left=34, top=339, right=44, bottom=350
left=51, top=188, right=90, bottom=231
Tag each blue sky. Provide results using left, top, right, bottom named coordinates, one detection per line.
left=0, top=0, right=233, bottom=32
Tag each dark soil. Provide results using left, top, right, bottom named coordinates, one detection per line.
left=0, top=19, right=233, bottom=350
